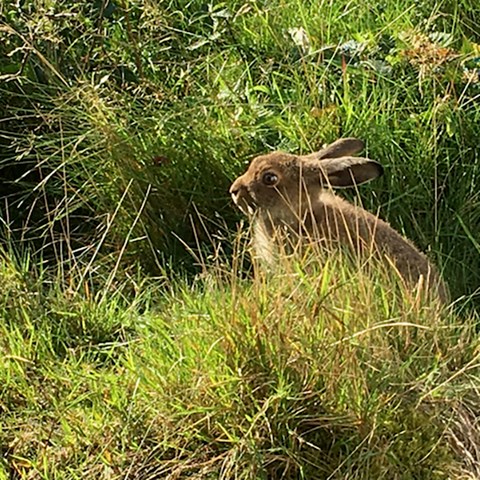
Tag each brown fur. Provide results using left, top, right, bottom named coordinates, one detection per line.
left=230, top=138, right=448, bottom=302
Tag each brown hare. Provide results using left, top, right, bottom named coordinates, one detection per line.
left=230, top=138, right=448, bottom=302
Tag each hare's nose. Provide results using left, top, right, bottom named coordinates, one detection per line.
left=229, top=178, right=244, bottom=196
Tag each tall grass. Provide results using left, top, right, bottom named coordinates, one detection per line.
left=1, top=0, right=480, bottom=296
left=1, top=240, right=479, bottom=478
left=1, top=0, right=480, bottom=478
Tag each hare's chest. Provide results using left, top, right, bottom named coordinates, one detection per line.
left=252, top=213, right=321, bottom=264
left=252, top=220, right=276, bottom=264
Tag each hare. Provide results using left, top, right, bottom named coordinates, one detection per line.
left=230, top=138, right=448, bottom=302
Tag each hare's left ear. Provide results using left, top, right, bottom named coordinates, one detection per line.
left=304, top=138, right=365, bottom=160
left=305, top=156, right=383, bottom=188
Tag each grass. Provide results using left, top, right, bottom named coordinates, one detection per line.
left=1, top=0, right=480, bottom=478
left=1, top=245, right=479, bottom=478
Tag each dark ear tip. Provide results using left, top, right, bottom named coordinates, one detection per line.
left=335, top=137, right=365, bottom=152
left=374, top=161, right=384, bottom=177
left=345, top=137, right=365, bottom=149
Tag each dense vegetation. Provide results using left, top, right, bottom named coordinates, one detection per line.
left=1, top=0, right=480, bottom=478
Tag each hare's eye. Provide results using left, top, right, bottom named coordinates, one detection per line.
left=262, top=172, right=279, bottom=186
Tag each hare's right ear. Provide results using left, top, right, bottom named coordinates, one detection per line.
left=304, top=138, right=365, bottom=161
left=316, top=156, right=383, bottom=188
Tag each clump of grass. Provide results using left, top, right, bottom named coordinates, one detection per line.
left=0, top=248, right=146, bottom=478
left=1, top=237, right=479, bottom=479
left=126, top=243, right=480, bottom=478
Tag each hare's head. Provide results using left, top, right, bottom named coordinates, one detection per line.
left=230, top=138, right=383, bottom=217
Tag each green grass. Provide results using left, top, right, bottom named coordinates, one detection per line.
left=1, top=245, right=479, bottom=478
left=1, top=0, right=480, bottom=478
left=2, top=0, right=480, bottom=295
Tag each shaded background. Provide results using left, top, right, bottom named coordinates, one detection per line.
left=1, top=0, right=479, bottom=300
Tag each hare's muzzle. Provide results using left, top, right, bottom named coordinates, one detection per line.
left=230, top=177, right=256, bottom=215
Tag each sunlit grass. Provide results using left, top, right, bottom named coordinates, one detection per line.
left=1, top=0, right=480, bottom=478
left=0, top=239, right=479, bottom=478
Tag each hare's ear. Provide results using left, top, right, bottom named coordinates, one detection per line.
left=317, top=156, right=383, bottom=188
left=304, top=138, right=365, bottom=161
